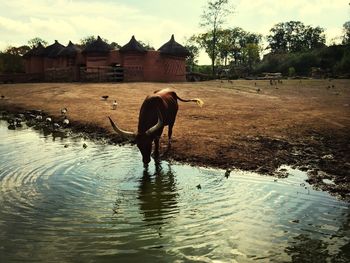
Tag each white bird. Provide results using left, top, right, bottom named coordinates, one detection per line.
left=112, top=100, right=118, bottom=110
left=61, top=107, right=68, bottom=115
left=53, top=123, right=60, bottom=129
left=63, top=116, right=69, bottom=126
left=46, top=117, right=52, bottom=122
left=35, top=115, right=43, bottom=120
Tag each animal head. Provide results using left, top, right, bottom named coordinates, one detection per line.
left=135, top=133, right=153, bottom=164
left=108, top=114, right=162, bottom=165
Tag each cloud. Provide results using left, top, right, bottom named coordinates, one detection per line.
left=0, top=0, right=347, bottom=64
left=0, top=0, right=195, bottom=50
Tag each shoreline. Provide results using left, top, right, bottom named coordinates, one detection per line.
left=0, top=81, right=349, bottom=201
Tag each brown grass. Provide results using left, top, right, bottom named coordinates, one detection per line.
left=1, top=79, right=349, bottom=198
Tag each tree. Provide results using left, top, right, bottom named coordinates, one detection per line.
left=110, top=42, right=121, bottom=49
left=138, top=40, right=155, bottom=50
left=5, top=45, right=31, bottom=56
left=241, top=43, right=261, bottom=70
left=267, top=21, right=325, bottom=53
left=200, top=0, right=233, bottom=76
left=342, top=21, right=350, bottom=45
left=27, top=37, right=47, bottom=48
left=79, top=35, right=111, bottom=48
left=184, top=36, right=200, bottom=70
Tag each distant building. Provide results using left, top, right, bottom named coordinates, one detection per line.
left=23, top=35, right=189, bottom=82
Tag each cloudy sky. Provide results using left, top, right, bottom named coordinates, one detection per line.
left=0, top=0, right=348, bottom=64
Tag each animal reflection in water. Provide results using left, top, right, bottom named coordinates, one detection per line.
left=138, top=160, right=178, bottom=223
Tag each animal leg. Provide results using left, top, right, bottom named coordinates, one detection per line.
left=168, top=125, right=173, bottom=148
left=153, top=137, right=160, bottom=157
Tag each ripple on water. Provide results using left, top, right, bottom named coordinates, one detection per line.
left=0, top=120, right=349, bottom=262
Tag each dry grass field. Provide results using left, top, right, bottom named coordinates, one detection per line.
left=1, top=79, right=349, bottom=199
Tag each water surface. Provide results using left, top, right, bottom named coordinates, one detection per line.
left=0, top=120, right=349, bottom=262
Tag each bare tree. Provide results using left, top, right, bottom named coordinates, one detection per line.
left=200, top=0, right=233, bottom=76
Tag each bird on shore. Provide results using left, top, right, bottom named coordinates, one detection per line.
left=46, top=117, right=52, bottom=122
left=53, top=123, right=60, bottom=129
left=8, top=122, right=16, bottom=130
left=61, top=107, right=68, bottom=115
left=1, top=95, right=5, bottom=99
left=112, top=100, right=118, bottom=110
left=35, top=115, right=43, bottom=121
left=256, top=88, right=261, bottom=93
left=63, top=116, right=69, bottom=126
left=15, top=118, right=22, bottom=127
left=101, top=95, right=109, bottom=100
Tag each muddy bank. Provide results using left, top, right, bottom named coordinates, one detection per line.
left=0, top=81, right=349, bottom=201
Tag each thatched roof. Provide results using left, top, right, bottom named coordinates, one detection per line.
left=158, top=34, right=190, bottom=57
left=42, top=40, right=65, bottom=58
left=58, top=41, right=81, bottom=57
left=82, top=36, right=111, bottom=54
left=119, top=35, right=147, bottom=53
left=23, top=42, right=46, bottom=58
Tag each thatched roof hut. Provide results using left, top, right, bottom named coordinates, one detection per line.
left=42, top=40, right=65, bottom=58
left=58, top=41, right=81, bottom=57
left=119, top=35, right=147, bottom=53
left=23, top=42, right=46, bottom=58
left=158, top=34, right=189, bottom=57
left=82, top=36, right=111, bottom=54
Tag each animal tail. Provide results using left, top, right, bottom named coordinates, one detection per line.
left=176, top=94, right=204, bottom=107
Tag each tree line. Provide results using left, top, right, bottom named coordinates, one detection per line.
left=185, top=0, right=350, bottom=78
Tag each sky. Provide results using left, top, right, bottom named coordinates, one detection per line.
left=0, top=0, right=349, bottom=64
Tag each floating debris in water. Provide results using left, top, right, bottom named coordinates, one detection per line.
left=64, top=144, right=69, bottom=148
left=291, top=219, right=300, bottom=224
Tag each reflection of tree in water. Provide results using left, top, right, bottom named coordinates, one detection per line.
left=138, top=160, right=178, bottom=224
left=285, top=212, right=350, bottom=262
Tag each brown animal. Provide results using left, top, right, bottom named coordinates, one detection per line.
left=108, top=88, right=203, bottom=165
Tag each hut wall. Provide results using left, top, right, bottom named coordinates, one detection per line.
left=29, top=57, right=44, bottom=74
left=75, top=53, right=85, bottom=65
left=108, top=50, right=121, bottom=65
left=161, top=55, right=187, bottom=82
left=143, top=51, right=165, bottom=82
left=44, top=58, right=54, bottom=70
left=85, top=53, right=109, bottom=69
left=24, top=59, right=31, bottom=73
left=121, top=53, right=145, bottom=82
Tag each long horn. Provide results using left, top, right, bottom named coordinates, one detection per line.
left=108, top=116, right=136, bottom=139
left=145, top=110, right=163, bottom=136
